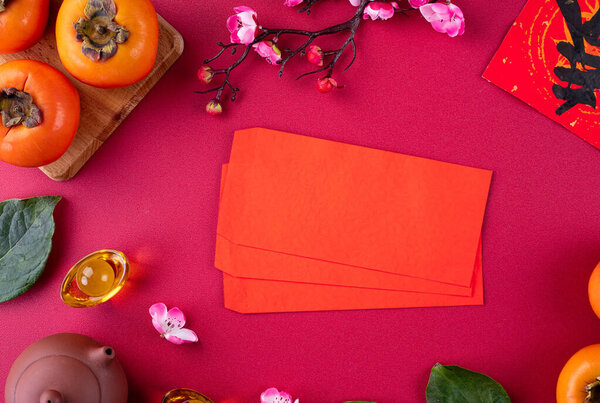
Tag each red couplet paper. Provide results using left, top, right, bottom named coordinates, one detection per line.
left=483, top=0, right=600, bottom=149
left=217, top=164, right=475, bottom=296
left=218, top=128, right=491, bottom=286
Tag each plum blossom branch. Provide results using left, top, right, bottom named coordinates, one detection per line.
left=197, top=0, right=465, bottom=115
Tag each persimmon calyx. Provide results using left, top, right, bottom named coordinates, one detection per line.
left=585, top=378, right=600, bottom=403
left=0, top=0, right=6, bottom=13
left=73, top=0, right=129, bottom=62
left=0, top=88, right=42, bottom=128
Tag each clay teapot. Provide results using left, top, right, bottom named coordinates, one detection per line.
left=5, top=333, right=128, bottom=403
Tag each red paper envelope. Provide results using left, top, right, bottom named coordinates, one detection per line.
left=217, top=165, right=475, bottom=296
left=483, top=0, right=600, bottom=149
left=222, top=243, right=484, bottom=313
left=218, top=128, right=491, bottom=287
left=216, top=235, right=474, bottom=296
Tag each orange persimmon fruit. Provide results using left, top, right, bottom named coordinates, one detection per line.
left=55, top=0, right=159, bottom=88
left=0, top=0, right=49, bottom=53
left=0, top=60, right=80, bottom=167
left=589, top=261, right=600, bottom=319
left=557, top=344, right=600, bottom=403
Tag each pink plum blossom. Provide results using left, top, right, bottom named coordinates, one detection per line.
left=252, top=40, right=282, bottom=65
left=420, top=2, right=465, bottom=37
left=149, top=303, right=199, bottom=344
left=261, top=388, right=299, bottom=403
left=363, top=2, right=399, bottom=20
left=307, top=45, right=323, bottom=66
left=226, top=6, right=259, bottom=44
left=284, top=0, right=304, bottom=6
left=409, top=0, right=429, bottom=7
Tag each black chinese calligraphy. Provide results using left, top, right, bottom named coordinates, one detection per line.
left=553, top=0, right=600, bottom=115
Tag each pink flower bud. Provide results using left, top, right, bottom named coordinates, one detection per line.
left=408, top=0, right=429, bottom=8
left=206, top=99, right=223, bottom=116
left=197, top=65, right=215, bottom=84
left=284, top=0, right=304, bottom=6
left=317, top=77, right=341, bottom=93
left=307, top=45, right=324, bottom=66
left=252, top=40, right=282, bottom=65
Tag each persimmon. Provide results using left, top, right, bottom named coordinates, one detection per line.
left=557, top=344, right=600, bottom=403
left=0, top=60, right=80, bottom=167
left=55, top=0, right=159, bottom=88
left=0, top=0, right=49, bottom=53
left=589, top=261, right=600, bottom=320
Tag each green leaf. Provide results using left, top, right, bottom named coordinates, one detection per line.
left=0, top=196, right=61, bottom=302
left=426, top=363, right=511, bottom=403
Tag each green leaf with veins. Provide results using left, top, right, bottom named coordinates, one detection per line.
left=0, top=196, right=61, bottom=302
left=426, top=363, right=511, bottom=403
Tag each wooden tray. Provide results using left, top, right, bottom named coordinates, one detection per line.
left=0, top=0, right=184, bottom=181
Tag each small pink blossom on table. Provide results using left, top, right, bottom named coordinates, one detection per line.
left=261, top=387, right=299, bottom=403
left=149, top=302, right=199, bottom=344
left=284, top=0, right=304, bottom=6
left=420, top=2, right=465, bottom=37
left=253, top=40, right=282, bottom=65
left=227, top=6, right=259, bottom=44
left=363, top=2, right=399, bottom=20
left=306, top=45, right=323, bottom=66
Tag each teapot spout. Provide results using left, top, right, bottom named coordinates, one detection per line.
left=89, top=345, right=116, bottom=366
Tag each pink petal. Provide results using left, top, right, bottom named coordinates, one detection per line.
left=238, top=11, right=257, bottom=27
left=226, top=15, right=240, bottom=33
left=430, top=19, right=449, bottom=33
left=165, top=328, right=198, bottom=344
left=166, top=307, right=186, bottom=328
left=151, top=318, right=165, bottom=334
left=448, top=3, right=464, bottom=19
left=419, top=4, right=436, bottom=20
left=238, top=27, right=257, bottom=44
left=261, top=388, right=281, bottom=402
left=233, top=6, right=255, bottom=14
left=445, top=19, right=462, bottom=37
left=430, top=2, right=451, bottom=15
left=349, top=0, right=361, bottom=5
left=149, top=303, right=168, bottom=333
left=149, top=303, right=167, bottom=321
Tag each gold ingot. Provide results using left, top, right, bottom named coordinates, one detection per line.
left=162, top=388, right=213, bottom=403
left=60, top=249, right=129, bottom=308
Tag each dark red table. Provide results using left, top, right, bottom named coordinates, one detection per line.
left=2, top=0, right=600, bottom=401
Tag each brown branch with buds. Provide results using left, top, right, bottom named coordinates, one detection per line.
left=196, top=0, right=454, bottom=115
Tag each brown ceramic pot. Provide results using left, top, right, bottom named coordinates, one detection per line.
left=5, top=333, right=128, bottom=403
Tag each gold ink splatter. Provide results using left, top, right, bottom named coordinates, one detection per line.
left=511, top=85, right=518, bottom=92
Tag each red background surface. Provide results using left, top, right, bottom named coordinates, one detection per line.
left=2, top=0, right=600, bottom=401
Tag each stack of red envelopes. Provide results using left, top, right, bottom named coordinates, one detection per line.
left=216, top=128, right=492, bottom=313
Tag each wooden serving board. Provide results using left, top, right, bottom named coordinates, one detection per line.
left=0, top=0, right=184, bottom=181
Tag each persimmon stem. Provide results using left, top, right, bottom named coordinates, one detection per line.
left=585, top=378, right=600, bottom=403
left=0, top=88, right=42, bottom=128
